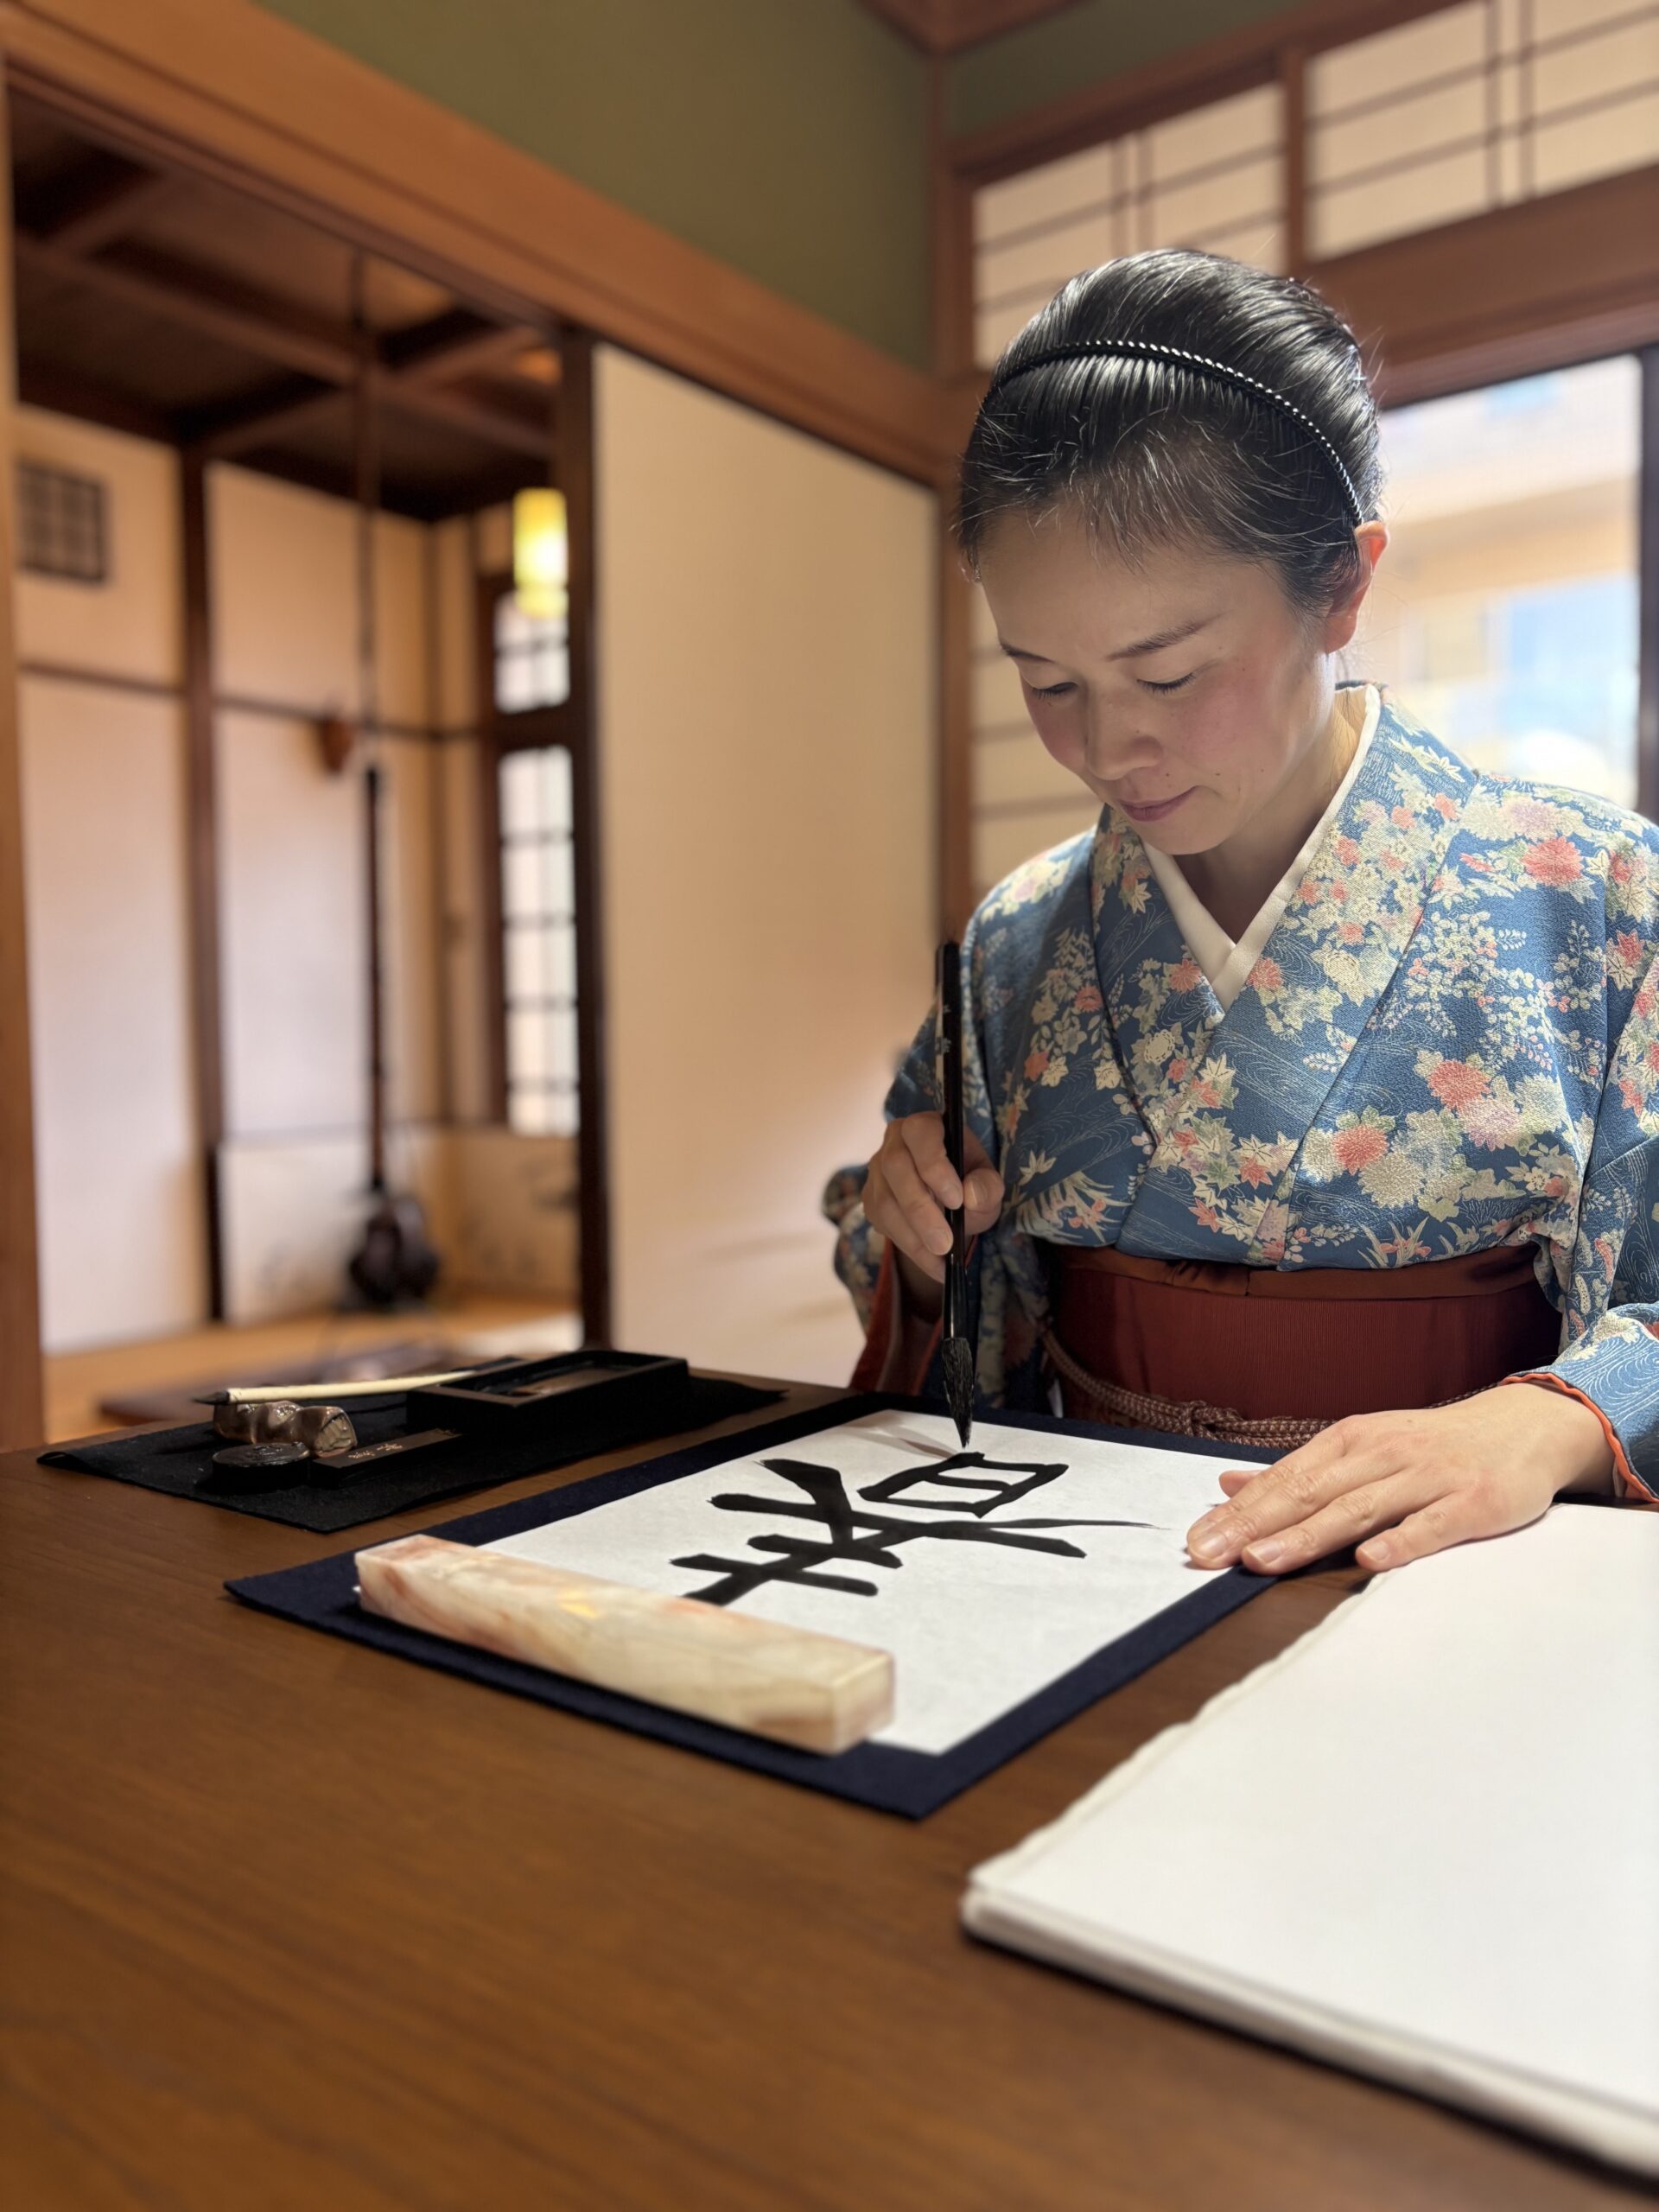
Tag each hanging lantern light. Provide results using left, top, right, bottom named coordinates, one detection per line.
left=513, top=486, right=568, bottom=621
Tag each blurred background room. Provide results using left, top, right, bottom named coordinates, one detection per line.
left=0, top=0, right=1653, bottom=1445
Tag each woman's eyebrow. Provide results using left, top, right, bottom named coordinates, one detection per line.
left=1109, top=613, right=1218, bottom=660
left=999, top=612, right=1219, bottom=664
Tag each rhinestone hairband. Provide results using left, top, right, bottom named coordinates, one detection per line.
left=982, top=337, right=1366, bottom=528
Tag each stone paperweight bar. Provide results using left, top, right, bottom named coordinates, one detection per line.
left=354, top=1534, right=895, bottom=1755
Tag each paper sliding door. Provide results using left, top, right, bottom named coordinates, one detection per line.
left=595, top=349, right=935, bottom=1385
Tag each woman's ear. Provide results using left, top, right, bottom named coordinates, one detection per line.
left=1320, top=520, right=1389, bottom=654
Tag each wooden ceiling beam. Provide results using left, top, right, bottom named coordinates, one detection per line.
left=204, top=448, right=531, bottom=523
left=21, top=233, right=553, bottom=461
left=13, top=231, right=362, bottom=381
left=378, top=372, right=549, bottom=456
left=184, top=315, right=555, bottom=461
left=181, top=372, right=337, bottom=458
left=16, top=356, right=174, bottom=442
left=382, top=306, right=550, bottom=386
left=47, top=165, right=174, bottom=252
left=185, top=365, right=551, bottom=463
left=17, top=146, right=177, bottom=252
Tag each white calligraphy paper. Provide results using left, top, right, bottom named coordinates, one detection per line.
left=963, top=1506, right=1659, bottom=2176
left=485, top=1410, right=1242, bottom=1755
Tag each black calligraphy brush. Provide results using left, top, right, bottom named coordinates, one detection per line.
left=938, top=938, right=975, bottom=1450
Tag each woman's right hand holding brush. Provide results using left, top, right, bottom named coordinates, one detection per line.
left=861, top=1112, right=1005, bottom=1316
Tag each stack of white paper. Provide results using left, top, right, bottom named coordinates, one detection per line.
left=964, top=1505, right=1659, bottom=2177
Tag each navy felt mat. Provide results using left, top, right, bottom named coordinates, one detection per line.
left=227, top=1393, right=1279, bottom=1815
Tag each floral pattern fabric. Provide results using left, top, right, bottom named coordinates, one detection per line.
left=832, top=697, right=1659, bottom=1499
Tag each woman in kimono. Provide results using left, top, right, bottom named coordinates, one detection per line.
left=831, top=247, right=1658, bottom=1576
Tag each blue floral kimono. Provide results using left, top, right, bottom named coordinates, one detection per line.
left=833, top=697, right=1659, bottom=1500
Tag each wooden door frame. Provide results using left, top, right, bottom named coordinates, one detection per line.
left=560, top=333, right=611, bottom=1348
left=0, top=56, right=41, bottom=1447
left=470, top=335, right=613, bottom=1348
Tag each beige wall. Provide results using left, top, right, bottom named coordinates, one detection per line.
left=209, top=467, right=433, bottom=727
left=214, top=711, right=444, bottom=1135
left=18, top=673, right=205, bottom=1349
left=15, top=409, right=182, bottom=685
left=208, top=469, right=456, bottom=1323
left=13, top=413, right=501, bottom=1344
left=594, top=346, right=936, bottom=1386
left=13, top=410, right=202, bottom=1350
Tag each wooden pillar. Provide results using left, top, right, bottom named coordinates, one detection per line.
left=562, top=329, right=613, bottom=1347
left=0, top=60, right=44, bottom=1445
left=180, top=451, right=226, bottom=1319
left=472, top=566, right=510, bottom=1125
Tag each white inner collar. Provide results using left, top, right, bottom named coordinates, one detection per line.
left=1143, top=683, right=1381, bottom=1014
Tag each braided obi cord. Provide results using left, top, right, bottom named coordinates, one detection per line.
left=1042, top=1329, right=1331, bottom=1450
left=1042, top=1330, right=1494, bottom=1452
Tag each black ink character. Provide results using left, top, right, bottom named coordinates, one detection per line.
left=859, top=1450, right=1071, bottom=1516
left=672, top=1453, right=1147, bottom=1606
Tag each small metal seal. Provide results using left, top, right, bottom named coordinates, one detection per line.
left=211, top=1402, right=356, bottom=1456
left=213, top=1399, right=301, bottom=1444
left=288, top=1405, right=357, bottom=1456
left=210, top=1440, right=309, bottom=1474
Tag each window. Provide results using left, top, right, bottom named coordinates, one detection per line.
left=481, top=572, right=582, bottom=1138
left=16, top=459, right=107, bottom=582
left=1354, top=355, right=1642, bottom=804
left=1308, top=0, right=1659, bottom=259
left=493, top=588, right=569, bottom=714
left=499, top=745, right=580, bottom=1135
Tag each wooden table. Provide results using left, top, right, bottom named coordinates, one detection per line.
left=3, top=1380, right=1647, bottom=2212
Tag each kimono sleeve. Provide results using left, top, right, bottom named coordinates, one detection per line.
left=1510, top=957, right=1659, bottom=1503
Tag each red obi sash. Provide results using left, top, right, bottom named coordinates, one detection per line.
left=852, top=1237, right=1561, bottom=1438
left=1050, top=1243, right=1561, bottom=1425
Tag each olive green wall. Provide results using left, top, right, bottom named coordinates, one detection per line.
left=946, top=0, right=1296, bottom=137
left=256, top=0, right=931, bottom=365
left=257, top=1, right=1295, bottom=370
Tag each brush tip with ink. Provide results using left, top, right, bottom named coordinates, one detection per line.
left=941, top=1337, right=974, bottom=1450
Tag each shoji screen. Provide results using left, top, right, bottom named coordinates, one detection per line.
left=973, top=83, right=1286, bottom=372
left=594, top=347, right=935, bottom=1386
left=1308, top=0, right=1659, bottom=260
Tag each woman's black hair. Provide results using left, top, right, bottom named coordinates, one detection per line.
left=957, top=250, right=1381, bottom=617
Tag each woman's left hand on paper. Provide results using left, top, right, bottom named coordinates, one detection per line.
left=1184, top=1382, right=1617, bottom=1577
